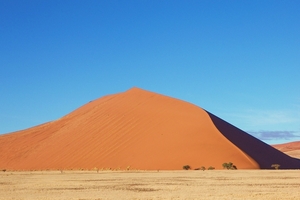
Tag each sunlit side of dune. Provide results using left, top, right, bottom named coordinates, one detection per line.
left=273, top=141, right=300, bottom=159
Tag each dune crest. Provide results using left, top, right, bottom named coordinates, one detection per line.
left=1, top=88, right=299, bottom=170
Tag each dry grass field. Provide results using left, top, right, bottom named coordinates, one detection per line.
left=0, top=170, right=299, bottom=200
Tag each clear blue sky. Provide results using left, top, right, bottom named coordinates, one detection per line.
left=1, top=0, right=299, bottom=144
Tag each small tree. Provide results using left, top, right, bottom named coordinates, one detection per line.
left=200, top=166, right=206, bottom=171
left=222, top=162, right=237, bottom=170
left=222, top=162, right=229, bottom=169
left=271, top=164, right=280, bottom=170
left=183, top=165, right=191, bottom=170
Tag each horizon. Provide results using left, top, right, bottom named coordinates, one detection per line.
left=1, top=1, right=299, bottom=145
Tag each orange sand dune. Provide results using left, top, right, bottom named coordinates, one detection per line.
left=272, top=141, right=300, bottom=159
left=0, top=88, right=299, bottom=170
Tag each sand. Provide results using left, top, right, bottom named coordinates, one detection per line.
left=273, top=141, right=300, bottom=159
left=1, top=170, right=299, bottom=200
left=1, top=87, right=300, bottom=170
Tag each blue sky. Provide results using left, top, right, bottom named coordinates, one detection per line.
left=1, top=0, right=299, bottom=144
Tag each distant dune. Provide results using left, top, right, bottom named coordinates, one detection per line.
left=272, top=141, right=300, bottom=159
left=1, top=88, right=299, bottom=170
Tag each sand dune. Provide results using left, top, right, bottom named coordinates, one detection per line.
left=0, top=88, right=299, bottom=170
left=272, top=141, right=300, bottom=159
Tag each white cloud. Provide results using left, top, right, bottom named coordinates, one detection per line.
left=248, top=130, right=300, bottom=141
left=220, top=107, right=300, bottom=144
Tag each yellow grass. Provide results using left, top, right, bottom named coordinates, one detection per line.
left=0, top=170, right=299, bottom=199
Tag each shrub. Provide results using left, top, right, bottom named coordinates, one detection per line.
left=208, top=166, right=215, bottom=170
left=222, top=162, right=229, bottom=169
left=183, top=165, right=191, bottom=170
left=222, top=162, right=237, bottom=170
left=271, top=164, right=280, bottom=170
left=200, top=166, right=206, bottom=171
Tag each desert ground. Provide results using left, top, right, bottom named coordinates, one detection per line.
left=0, top=170, right=299, bottom=200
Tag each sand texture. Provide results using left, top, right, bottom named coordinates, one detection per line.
left=273, top=141, right=300, bottom=159
left=0, top=170, right=300, bottom=200
left=1, top=88, right=300, bottom=170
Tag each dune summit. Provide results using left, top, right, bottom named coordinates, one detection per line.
left=1, top=87, right=300, bottom=170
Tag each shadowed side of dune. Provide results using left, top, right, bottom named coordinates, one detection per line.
left=207, top=111, right=300, bottom=169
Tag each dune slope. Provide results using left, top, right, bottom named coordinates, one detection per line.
left=272, top=141, right=300, bottom=159
left=0, top=88, right=299, bottom=170
left=207, top=113, right=300, bottom=169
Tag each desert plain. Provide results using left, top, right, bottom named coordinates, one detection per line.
left=1, top=170, right=299, bottom=200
